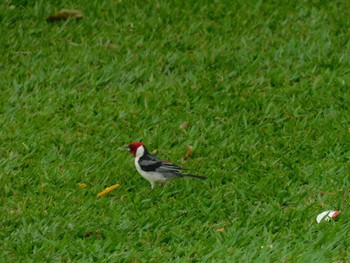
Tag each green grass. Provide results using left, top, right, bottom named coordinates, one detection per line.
left=1, top=0, right=350, bottom=261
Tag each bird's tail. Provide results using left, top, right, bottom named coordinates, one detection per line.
left=182, top=174, right=207, bottom=180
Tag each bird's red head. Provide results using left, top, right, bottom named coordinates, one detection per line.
left=126, top=142, right=144, bottom=157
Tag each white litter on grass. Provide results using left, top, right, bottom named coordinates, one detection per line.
left=316, top=210, right=341, bottom=223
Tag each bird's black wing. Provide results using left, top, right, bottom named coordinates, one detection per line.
left=139, top=154, right=184, bottom=173
left=138, top=154, right=163, bottom=172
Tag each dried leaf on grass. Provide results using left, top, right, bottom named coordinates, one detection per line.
left=216, top=228, right=225, bottom=233
left=179, top=121, right=191, bottom=129
left=84, top=230, right=102, bottom=239
left=78, top=183, right=87, bottom=189
left=182, top=145, right=193, bottom=161
left=97, top=184, right=120, bottom=197
left=46, top=9, right=83, bottom=23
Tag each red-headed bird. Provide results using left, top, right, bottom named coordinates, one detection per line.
left=126, top=142, right=206, bottom=189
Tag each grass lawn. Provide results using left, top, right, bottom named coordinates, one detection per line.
left=1, top=0, right=350, bottom=261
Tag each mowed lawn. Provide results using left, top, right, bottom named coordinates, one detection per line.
left=1, top=0, right=350, bottom=261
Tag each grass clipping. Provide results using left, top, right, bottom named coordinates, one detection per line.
left=97, top=184, right=120, bottom=197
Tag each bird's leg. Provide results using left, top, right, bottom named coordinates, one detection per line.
left=150, top=182, right=155, bottom=192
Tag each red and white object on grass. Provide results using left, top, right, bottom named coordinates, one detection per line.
left=316, top=210, right=341, bottom=223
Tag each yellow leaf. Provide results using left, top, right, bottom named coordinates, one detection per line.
left=78, top=183, right=87, bottom=189
left=97, top=184, right=120, bottom=197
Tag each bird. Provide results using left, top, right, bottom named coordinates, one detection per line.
left=125, top=142, right=207, bottom=190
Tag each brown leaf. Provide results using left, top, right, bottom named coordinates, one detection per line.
left=182, top=145, right=193, bottom=161
left=46, top=9, right=83, bottom=23
left=84, top=230, right=102, bottom=239
left=179, top=121, right=191, bottom=129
